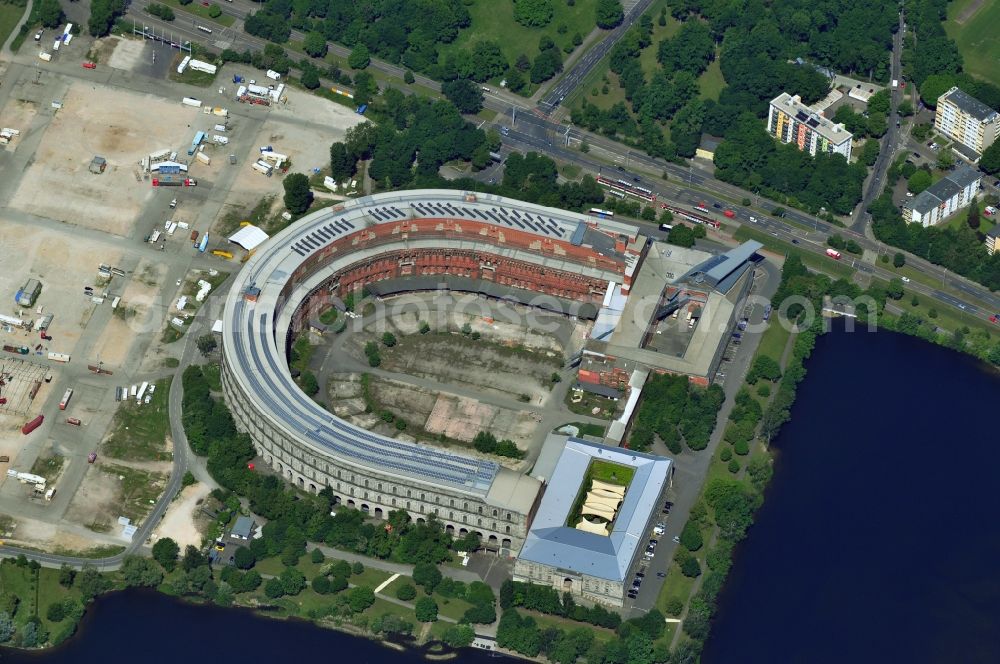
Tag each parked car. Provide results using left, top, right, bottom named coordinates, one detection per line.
left=82, top=62, right=96, bottom=69
left=989, top=314, right=999, bottom=324
left=901, top=277, right=910, bottom=283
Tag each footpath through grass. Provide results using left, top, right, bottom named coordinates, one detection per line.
left=0, top=1, right=26, bottom=51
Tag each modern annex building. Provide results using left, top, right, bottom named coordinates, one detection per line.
left=902, top=165, right=982, bottom=227
left=514, top=439, right=673, bottom=607
left=221, top=190, right=648, bottom=553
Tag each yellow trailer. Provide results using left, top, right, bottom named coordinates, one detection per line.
left=211, top=250, right=233, bottom=259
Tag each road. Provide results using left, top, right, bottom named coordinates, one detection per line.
left=536, top=0, right=655, bottom=114
left=851, top=6, right=906, bottom=232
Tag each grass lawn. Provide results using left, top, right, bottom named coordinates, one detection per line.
left=565, top=389, right=619, bottom=419
left=655, top=561, right=696, bottom=616
left=0, top=2, right=26, bottom=51
left=441, top=0, right=600, bottom=82
left=0, top=560, right=82, bottom=639
left=170, top=67, right=218, bottom=88
left=555, top=421, right=607, bottom=437
left=588, top=459, right=635, bottom=487
left=30, top=451, right=65, bottom=483
left=99, top=463, right=168, bottom=524
left=945, top=0, right=1000, bottom=87
left=697, top=55, right=725, bottom=101
left=891, top=286, right=999, bottom=338
left=434, top=594, right=473, bottom=621
left=158, top=0, right=235, bottom=27
left=366, top=596, right=418, bottom=623
left=203, top=362, right=222, bottom=392
left=102, top=378, right=172, bottom=462
left=352, top=566, right=392, bottom=589
left=527, top=610, right=618, bottom=642
left=756, top=320, right=793, bottom=364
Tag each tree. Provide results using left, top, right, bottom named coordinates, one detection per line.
left=396, top=583, right=417, bottom=601
left=300, top=68, right=320, bottom=90
left=595, top=0, right=624, bottom=29
left=980, top=142, right=1000, bottom=175
left=412, top=562, right=442, bottom=593
left=88, top=0, right=126, bottom=37
left=907, top=169, right=932, bottom=194
left=38, top=0, right=65, bottom=27
left=280, top=567, right=306, bottom=595
left=937, top=150, right=955, bottom=171
left=352, top=561, right=365, bottom=575
left=46, top=602, right=66, bottom=622
left=348, top=586, right=376, bottom=612
left=415, top=596, right=439, bottom=622
left=893, top=252, right=905, bottom=268
left=312, top=575, right=331, bottom=594
left=121, top=555, right=164, bottom=588
left=747, top=355, right=782, bottom=383
left=283, top=173, right=313, bottom=214
left=680, top=521, right=703, bottom=552
left=264, top=577, right=285, bottom=599
left=0, top=612, right=12, bottom=643
left=348, top=43, right=370, bottom=70
left=404, top=70, right=415, bottom=84
left=152, top=537, right=180, bottom=571
left=886, top=278, right=904, bottom=300
left=196, top=334, right=217, bottom=356
left=967, top=196, right=980, bottom=230
left=233, top=546, right=256, bottom=570
left=513, top=0, right=553, bottom=27
left=208, top=4, right=222, bottom=18
left=58, top=564, right=76, bottom=588
left=442, top=623, right=476, bottom=647
left=303, top=32, right=327, bottom=58
left=182, top=545, right=207, bottom=572
left=381, top=332, right=397, bottom=347
left=680, top=555, right=702, bottom=578
left=310, top=548, right=325, bottom=564
left=442, top=79, right=484, bottom=114
left=299, top=371, right=319, bottom=396
left=76, top=566, right=110, bottom=602
left=329, top=142, right=355, bottom=181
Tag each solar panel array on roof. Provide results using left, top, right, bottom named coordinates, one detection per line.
left=795, top=110, right=808, bottom=121
left=807, top=118, right=819, bottom=128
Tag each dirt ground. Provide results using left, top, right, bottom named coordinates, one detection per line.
left=0, top=224, right=124, bottom=354
left=2, top=516, right=124, bottom=552
left=8, top=82, right=200, bottom=237
left=0, top=98, right=38, bottom=154
left=91, top=259, right=167, bottom=369
left=152, top=482, right=212, bottom=549
left=219, top=93, right=364, bottom=212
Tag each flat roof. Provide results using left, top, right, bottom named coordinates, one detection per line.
left=517, top=438, right=671, bottom=582
left=771, top=92, right=853, bottom=145
left=229, top=224, right=270, bottom=251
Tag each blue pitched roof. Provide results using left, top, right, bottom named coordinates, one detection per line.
left=517, top=439, right=671, bottom=582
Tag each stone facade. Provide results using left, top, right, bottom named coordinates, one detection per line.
left=220, top=357, right=531, bottom=552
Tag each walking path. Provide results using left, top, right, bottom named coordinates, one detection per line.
left=0, top=0, right=31, bottom=58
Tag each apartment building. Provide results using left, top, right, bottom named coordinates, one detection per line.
left=902, top=165, right=982, bottom=227
left=934, top=87, right=999, bottom=157
left=767, top=92, right=853, bottom=161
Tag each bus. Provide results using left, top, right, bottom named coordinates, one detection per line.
left=589, top=208, right=615, bottom=218
left=196, top=25, right=213, bottom=34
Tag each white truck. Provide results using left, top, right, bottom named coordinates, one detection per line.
left=136, top=381, right=149, bottom=404
left=265, top=69, right=281, bottom=81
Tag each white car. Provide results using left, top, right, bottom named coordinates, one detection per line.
left=901, top=277, right=910, bottom=283
left=905, top=192, right=914, bottom=197
left=176, top=279, right=182, bottom=286
left=749, top=216, right=757, bottom=223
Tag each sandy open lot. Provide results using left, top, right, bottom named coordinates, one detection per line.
left=106, top=37, right=146, bottom=71
left=0, top=98, right=39, bottom=153
left=0, top=224, right=123, bottom=354
left=91, top=259, right=167, bottom=369
left=152, top=482, right=212, bottom=549
left=221, top=91, right=365, bottom=208
left=8, top=82, right=202, bottom=237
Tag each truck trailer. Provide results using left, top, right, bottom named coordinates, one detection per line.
left=825, top=248, right=842, bottom=260
left=59, top=388, right=73, bottom=410
left=21, top=415, right=44, bottom=435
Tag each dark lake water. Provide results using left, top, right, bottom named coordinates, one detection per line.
left=0, top=589, right=502, bottom=664
left=703, top=326, right=1000, bottom=663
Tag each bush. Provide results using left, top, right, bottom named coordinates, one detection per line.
left=311, top=548, right=325, bottom=564
left=46, top=602, right=66, bottom=622
left=396, top=583, right=417, bottom=601
left=414, top=596, right=439, bottom=622
left=352, top=561, right=364, bottom=575
left=728, top=458, right=740, bottom=473
left=382, top=332, right=397, bottom=347
left=733, top=439, right=749, bottom=456
left=146, top=3, right=175, bottom=21
left=208, top=4, right=222, bottom=18
left=680, top=556, right=702, bottom=578
left=720, top=447, right=732, bottom=461
left=680, top=521, right=703, bottom=552
left=312, top=575, right=331, bottom=594
left=664, top=597, right=684, bottom=616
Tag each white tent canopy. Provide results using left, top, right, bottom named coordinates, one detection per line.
left=228, top=224, right=270, bottom=251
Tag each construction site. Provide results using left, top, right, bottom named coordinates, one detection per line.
left=0, top=27, right=366, bottom=554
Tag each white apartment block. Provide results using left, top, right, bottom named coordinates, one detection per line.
left=902, top=165, right=982, bottom=227
left=767, top=92, right=853, bottom=161
left=934, top=87, right=999, bottom=157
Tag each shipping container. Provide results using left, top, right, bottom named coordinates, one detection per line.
left=21, top=415, right=44, bottom=435
left=181, top=97, right=202, bottom=108
left=47, top=352, right=70, bottom=362
left=67, top=417, right=82, bottom=426
left=195, top=151, right=211, bottom=165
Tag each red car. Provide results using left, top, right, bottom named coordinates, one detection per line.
left=990, top=314, right=1000, bottom=324
left=723, top=209, right=736, bottom=218
left=82, top=62, right=96, bottom=69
